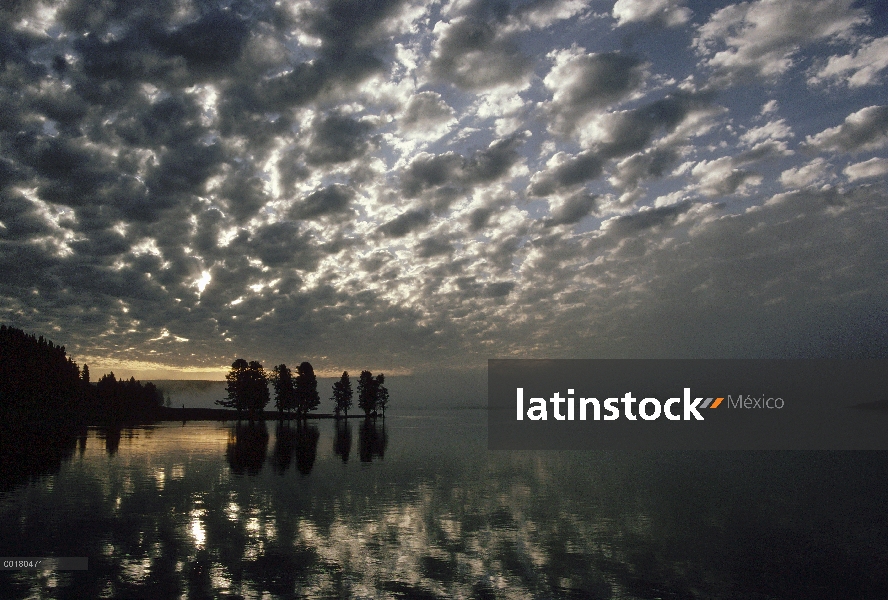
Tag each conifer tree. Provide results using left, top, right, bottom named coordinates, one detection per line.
left=218, top=358, right=249, bottom=418
left=331, top=371, right=353, bottom=417
left=357, top=370, right=377, bottom=417
left=294, top=362, right=320, bottom=418
left=271, top=364, right=297, bottom=418
left=375, top=373, right=389, bottom=418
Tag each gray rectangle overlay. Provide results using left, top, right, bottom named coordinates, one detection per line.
left=488, top=359, right=888, bottom=450
left=1, top=557, right=88, bottom=570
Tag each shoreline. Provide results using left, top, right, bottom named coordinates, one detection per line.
left=154, top=406, right=379, bottom=421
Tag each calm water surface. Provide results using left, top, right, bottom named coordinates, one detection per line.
left=1, top=409, right=887, bottom=599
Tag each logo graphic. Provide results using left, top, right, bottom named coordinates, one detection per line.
left=516, top=388, right=725, bottom=421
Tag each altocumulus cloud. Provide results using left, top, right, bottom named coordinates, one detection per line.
left=0, top=0, right=886, bottom=381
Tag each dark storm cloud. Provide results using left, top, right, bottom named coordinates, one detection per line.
left=154, top=11, right=251, bottom=73
left=112, top=94, right=204, bottom=149
left=192, top=207, right=226, bottom=255
left=289, top=184, right=355, bottom=220
left=17, top=136, right=112, bottom=207
left=451, top=276, right=515, bottom=300
left=468, top=207, right=496, bottom=231
left=484, top=281, right=515, bottom=298
left=596, top=92, right=712, bottom=158
left=402, top=134, right=525, bottom=198
left=307, top=0, right=408, bottom=69
left=144, top=143, right=224, bottom=213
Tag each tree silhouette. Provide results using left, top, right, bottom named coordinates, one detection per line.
left=331, top=371, right=353, bottom=418
left=333, top=420, right=352, bottom=463
left=294, top=422, right=320, bottom=475
left=217, top=359, right=269, bottom=420
left=358, top=418, right=387, bottom=462
left=271, top=364, right=297, bottom=419
left=245, top=361, right=270, bottom=421
left=294, top=362, right=319, bottom=419
left=218, top=358, right=249, bottom=418
left=272, top=421, right=296, bottom=474
left=357, top=370, right=377, bottom=417
left=225, top=421, right=269, bottom=476
left=375, top=373, right=389, bottom=418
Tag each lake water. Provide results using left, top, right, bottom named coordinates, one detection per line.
left=1, top=409, right=887, bottom=599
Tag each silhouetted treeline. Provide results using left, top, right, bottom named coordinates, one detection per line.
left=220, top=359, right=390, bottom=420
left=0, top=325, right=162, bottom=428
left=91, top=372, right=164, bottom=423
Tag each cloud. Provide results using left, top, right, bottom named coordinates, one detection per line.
left=810, top=35, right=888, bottom=88
left=401, top=134, right=525, bottom=198
left=305, top=111, right=376, bottom=166
left=694, top=0, right=867, bottom=85
left=691, top=157, right=761, bottom=196
left=544, top=191, right=599, bottom=226
left=601, top=199, right=693, bottom=235
left=543, top=49, right=647, bottom=136
left=843, top=157, right=888, bottom=182
left=780, top=157, right=832, bottom=188
left=609, top=147, right=681, bottom=192
left=513, top=0, right=590, bottom=29
left=530, top=92, right=712, bottom=195
left=740, top=119, right=793, bottom=146
left=289, top=184, right=355, bottom=220
left=529, top=151, right=605, bottom=196
left=398, top=92, right=457, bottom=140
left=378, top=208, right=433, bottom=238
left=612, top=0, right=691, bottom=27
left=416, top=235, right=454, bottom=258
left=1, top=0, right=885, bottom=377
left=428, top=0, right=534, bottom=90
left=804, top=105, right=888, bottom=152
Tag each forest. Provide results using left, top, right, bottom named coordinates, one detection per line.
left=0, top=324, right=162, bottom=428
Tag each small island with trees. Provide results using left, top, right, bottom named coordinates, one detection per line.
left=217, top=359, right=389, bottom=422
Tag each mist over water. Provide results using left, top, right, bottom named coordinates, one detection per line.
left=2, top=408, right=887, bottom=599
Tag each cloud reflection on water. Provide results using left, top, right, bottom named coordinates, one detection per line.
left=1, top=415, right=887, bottom=598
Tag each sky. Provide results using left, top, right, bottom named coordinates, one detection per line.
left=1, top=0, right=886, bottom=382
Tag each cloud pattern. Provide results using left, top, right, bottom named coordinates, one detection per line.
left=0, top=0, right=886, bottom=379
